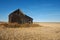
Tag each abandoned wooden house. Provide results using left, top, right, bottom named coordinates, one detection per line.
left=9, top=9, right=33, bottom=24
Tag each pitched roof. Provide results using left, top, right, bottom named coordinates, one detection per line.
left=9, top=9, right=33, bottom=20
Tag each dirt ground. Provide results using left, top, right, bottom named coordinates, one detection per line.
left=0, top=22, right=60, bottom=40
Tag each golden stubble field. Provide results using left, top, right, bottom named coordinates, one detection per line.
left=0, top=22, right=60, bottom=40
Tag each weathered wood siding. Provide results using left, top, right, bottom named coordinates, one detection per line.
left=9, top=9, right=33, bottom=24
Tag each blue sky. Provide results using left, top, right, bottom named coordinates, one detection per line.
left=0, top=0, right=60, bottom=22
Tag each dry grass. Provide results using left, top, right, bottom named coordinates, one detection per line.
left=0, top=22, right=60, bottom=40
left=0, top=23, right=40, bottom=28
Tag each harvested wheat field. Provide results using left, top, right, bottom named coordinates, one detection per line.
left=0, top=22, right=60, bottom=40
